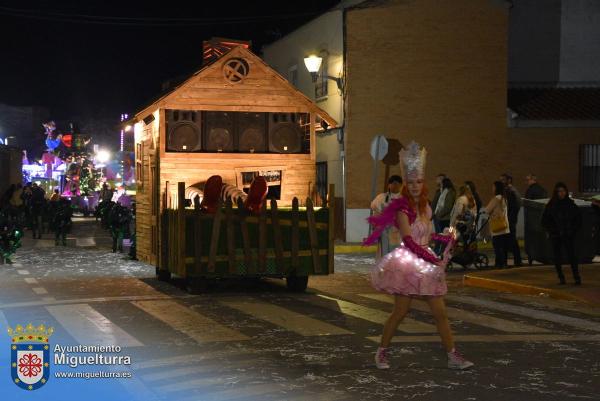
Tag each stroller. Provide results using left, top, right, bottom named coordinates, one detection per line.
left=446, top=211, right=489, bottom=270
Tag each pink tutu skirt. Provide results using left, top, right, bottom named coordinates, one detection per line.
left=370, top=245, right=447, bottom=296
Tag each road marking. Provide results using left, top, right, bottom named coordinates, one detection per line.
left=32, top=287, right=48, bottom=295
left=499, top=294, right=600, bottom=317
left=156, top=376, right=229, bottom=392
left=360, top=293, right=550, bottom=333
left=177, top=383, right=286, bottom=401
left=42, top=297, right=56, bottom=302
left=135, top=350, right=255, bottom=370
left=221, top=299, right=353, bottom=337
left=142, top=359, right=255, bottom=382
left=17, top=270, right=29, bottom=275
left=24, top=278, right=39, bottom=284
left=132, top=300, right=249, bottom=343
left=0, top=294, right=180, bottom=309
left=316, top=294, right=437, bottom=333
left=12, top=263, right=23, bottom=267
left=446, top=295, right=600, bottom=333
left=367, top=334, right=600, bottom=343
left=46, top=304, right=143, bottom=347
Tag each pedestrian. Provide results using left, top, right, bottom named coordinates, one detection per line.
left=371, top=175, right=403, bottom=258
left=29, top=183, right=46, bottom=239
left=465, top=181, right=483, bottom=213
left=484, top=181, right=511, bottom=268
left=431, top=173, right=446, bottom=232
left=500, top=173, right=523, bottom=266
left=524, top=174, right=548, bottom=200
left=434, top=178, right=456, bottom=233
left=52, top=198, right=72, bottom=246
left=50, top=189, right=60, bottom=202
left=364, top=141, right=473, bottom=371
left=450, top=185, right=477, bottom=231
left=100, top=183, right=113, bottom=203
left=541, top=183, right=582, bottom=285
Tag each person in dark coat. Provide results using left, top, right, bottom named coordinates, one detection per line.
left=29, top=183, right=46, bottom=239
left=525, top=174, right=548, bottom=200
left=541, top=182, right=582, bottom=285
left=52, top=198, right=73, bottom=246
left=500, top=173, right=523, bottom=266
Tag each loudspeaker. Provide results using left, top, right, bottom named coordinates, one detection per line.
left=268, top=113, right=304, bottom=153
left=237, top=112, right=266, bottom=152
left=204, top=111, right=234, bottom=152
left=166, top=110, right=202, bottom=152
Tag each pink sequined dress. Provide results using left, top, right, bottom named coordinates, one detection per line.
left=364, top=197, right=448, bottom=297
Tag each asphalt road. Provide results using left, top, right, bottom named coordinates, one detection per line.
left=0, top=219, right=598, bottom=401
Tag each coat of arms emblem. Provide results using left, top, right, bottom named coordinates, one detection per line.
left=8, top=323, right=54, bottom=390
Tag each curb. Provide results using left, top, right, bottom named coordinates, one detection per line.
left=463, top=275, right=592, bottom=305
left=334, top=245, right=376, bottom=254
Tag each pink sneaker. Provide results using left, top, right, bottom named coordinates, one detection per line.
left=375, top=347, right=390, bottom=369
left=447, top=349, right=474, bottom=370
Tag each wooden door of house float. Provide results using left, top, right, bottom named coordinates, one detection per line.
left=157, top=182, right=335, bottom=292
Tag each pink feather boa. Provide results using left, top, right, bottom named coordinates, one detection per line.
left=363, top=197, right=415, bottom=246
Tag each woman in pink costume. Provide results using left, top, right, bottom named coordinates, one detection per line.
left=364, top=141, right=474, bottom=370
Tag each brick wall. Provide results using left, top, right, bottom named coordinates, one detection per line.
left=344, top=0, right=599, bottom=211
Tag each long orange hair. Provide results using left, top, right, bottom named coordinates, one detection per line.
left=401, top=181, right=429, bottom=217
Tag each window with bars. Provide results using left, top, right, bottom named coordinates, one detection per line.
left=316, top=162, right=328, bottom=206
left=580, top=144, right=600, bottom=193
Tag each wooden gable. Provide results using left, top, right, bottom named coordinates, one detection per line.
left=136, top=46, right=337, bottom=127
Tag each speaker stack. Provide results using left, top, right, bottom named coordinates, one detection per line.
left=166, top=110, right=202, bottom=152
left=237, top=112, right=266, bottom=152
left=268, top=113, right=306, bottom=153
left=204, top=111, right=235, bottom=152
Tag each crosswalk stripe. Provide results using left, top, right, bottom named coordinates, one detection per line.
left=445, top=295, right=600, bottom=333
left=135, top=351, right=254, bottom=370
left=24, top=277, right=39, bottom=284
left=32, top=287, right=48, bottom=295
left=0, top=294, right=179, bottom=309
left=156, top=375, right=229, bottom=392
left=178, top=383, right=286, bottom=401
left=499, top=294, right=600, bottom=317
left=316, top=294, right=437, bottom=333
left=46, top=304, right=143, bottom=347
left=221, top=299, right=353, bottom=336
left=359, top=293, right=550, bottom=333
left=132, top=300, right=249, bottom=343
left=367, top=334, right=600, bottom=343
left=141, top=360, right=255, bottom=382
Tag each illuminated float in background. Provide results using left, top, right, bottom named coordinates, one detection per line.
left=23, top=120, right=135, bottom=215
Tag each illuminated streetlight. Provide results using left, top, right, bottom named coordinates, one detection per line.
left=303, top=55, right=323, bottom=82
left=96, top=150, right=110, bottom=164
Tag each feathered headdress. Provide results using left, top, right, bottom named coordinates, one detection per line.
left=399, top=141, right=427, bottom=181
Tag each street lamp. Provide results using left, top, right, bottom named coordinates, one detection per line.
left=303, top=54, right=344, bottom=91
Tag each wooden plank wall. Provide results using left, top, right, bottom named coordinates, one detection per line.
left=135, top=112, right=159, bottom=264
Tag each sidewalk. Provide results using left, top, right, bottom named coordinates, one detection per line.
left=463, top=264, right=600, bottom=306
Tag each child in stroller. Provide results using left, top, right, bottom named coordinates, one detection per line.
left=447, top=211, right=489, bottom=270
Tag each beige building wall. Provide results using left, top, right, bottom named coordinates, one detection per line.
left=343, top=0, right=599, bottom=242
left=263, top=8, right=345, bottom=209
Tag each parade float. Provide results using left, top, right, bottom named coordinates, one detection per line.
left=22, top=120, right=134, bottom=215
left=133, top=43, right=337, bottom=292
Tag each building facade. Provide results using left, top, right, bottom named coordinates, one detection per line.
left=264, top=0, right=600, bottom=242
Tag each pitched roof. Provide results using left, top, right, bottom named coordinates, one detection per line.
left=135, top=46, right=338, bottom=127
left=508, top=87, right=600, bottom=121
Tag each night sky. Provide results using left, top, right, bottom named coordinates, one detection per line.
left=0, top=0, right=339, bottom=120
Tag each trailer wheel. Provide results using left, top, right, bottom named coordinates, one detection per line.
left=286, top=274, right=308, bottom=292
left=156, top=267, right=171, bottom=281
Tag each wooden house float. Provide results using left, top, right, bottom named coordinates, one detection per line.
left=133, top=45, right=338, bottom=282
